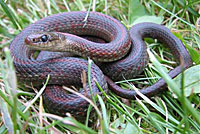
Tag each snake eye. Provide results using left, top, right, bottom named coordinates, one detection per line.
left=32, top=38, right=36, bottom=42
left=41, top=35, right=48, bottom=42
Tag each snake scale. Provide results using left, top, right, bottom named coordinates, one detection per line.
left=9, top=11, right=192, bottom=120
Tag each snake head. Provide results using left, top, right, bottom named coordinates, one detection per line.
left=25, top=32, right=65, bottom=51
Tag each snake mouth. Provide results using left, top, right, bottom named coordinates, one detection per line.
left=24, top=33, right=46, bottom=50
left=24, top=37, right=42, bottom=50
left=24, top=36, right=33, bottom=45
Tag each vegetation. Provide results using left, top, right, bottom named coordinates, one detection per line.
left=0, top=0, right=200, bottom=133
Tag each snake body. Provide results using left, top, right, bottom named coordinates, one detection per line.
left=9, top=11, right=192, bottom=119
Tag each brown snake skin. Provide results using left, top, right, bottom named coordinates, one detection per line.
left=9, top=11, right=193, bottom=120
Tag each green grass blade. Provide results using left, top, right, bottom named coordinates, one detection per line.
left=0, top=98, right=14, bottom=133
left=97, top=95, right=110, bottom=134
left=148, top=49, right=200, bottom=125
left=49, top=0, right=61, bottom=13
left=75, top=0, right=86, bottom=11
left=0, top=0, right=22, bottom=30
left=150, top=0, right=195, bottom=28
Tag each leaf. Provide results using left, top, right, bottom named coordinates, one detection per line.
left=132, top=16, right=164, bottom=25
left=173, top=32, right=200, bottom=65
left=194, top=34, right=200, bottom=50
left=128, top=0, right=147, bottom=25
left=124, top=122, right=139, bottom=134
left=173, top=65, right=200, bottom=97
left=185, top=44, right=200, bottom=65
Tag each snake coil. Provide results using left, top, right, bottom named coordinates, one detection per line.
left=9, top=11, right=192, bottom=120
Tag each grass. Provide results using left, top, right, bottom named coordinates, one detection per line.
left=0, top=0, right=200, bottom=133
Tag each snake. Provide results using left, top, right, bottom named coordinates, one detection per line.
left=9, top=11, right=193, bottom=120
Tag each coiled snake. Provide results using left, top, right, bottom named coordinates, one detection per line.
left=9, top=11, right=192, bottom=120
